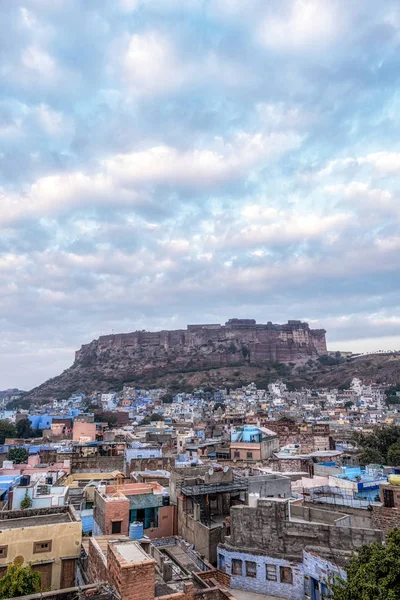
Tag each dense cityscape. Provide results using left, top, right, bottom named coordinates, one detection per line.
left=0, top=363, right=399, bottom=599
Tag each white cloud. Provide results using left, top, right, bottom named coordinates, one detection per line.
left=258, top=1, right=339, bottom=51
left=113, top=29, right=257, bottom=95
left=119, top=32, right=188, bottom=94
left=0, top=172, right=141, bottom=225
left=325, top=182, right=396, bottom=216
left=34, top=104, right=73, bottom=136
left=104, top=131, right=301, bottom=188
left=361, top=152, right=400, bottom=174
left=225, top=212, right=351, bottom=248
left=315, top=152, right=400, bottom=179
left=256, top=102, right=316, bottom=130
left=22, top=45, right=55, bottom=75
left=0, top=128, right=301, bottom=225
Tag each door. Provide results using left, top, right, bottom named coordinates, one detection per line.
left=383, top=488, right=395, bottom=507
left=311, top=577, right=321, bottom=600
left=32, top=562, right=52, bottom=591
left=60, top=559, right=75, bottom=589
left=111, top=520, right=122, bottom=534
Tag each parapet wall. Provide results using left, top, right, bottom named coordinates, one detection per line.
left=228, top=499, right=383, bottom=561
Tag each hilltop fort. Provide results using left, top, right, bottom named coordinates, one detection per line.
left=76, top=318, right=326, bottom=366
left=26, top=318, right=327, bottom=400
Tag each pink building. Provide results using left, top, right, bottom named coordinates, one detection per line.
left=73, top=421, right=97, bottom=442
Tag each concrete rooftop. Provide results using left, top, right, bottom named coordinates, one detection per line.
left=114, top=541, right=150, bottom=564
left=0, top=512, right=72, bottom=529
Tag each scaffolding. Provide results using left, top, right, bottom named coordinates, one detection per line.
left=181, top=479, right=248, bottom=497
left=307, top=486, right=372, bottom=510
left=181, top=479, right=248, bottom=527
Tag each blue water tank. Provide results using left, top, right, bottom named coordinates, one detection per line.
left=129, top=521, right=144, bottom=540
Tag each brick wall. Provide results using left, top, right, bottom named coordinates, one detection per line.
left=371, top=505, right=400, bottom=530
left=107, top=543, right=155, bottom=600
left=128, top=457, right=175, bottom=476
left=71, top=455, right=124, bottom=473
left=93, top=490, right=130, bottom=536
left=88, top=538, right=108, bottom=583
left=105, top=498, right=130, bottom=536
left=155, top=583, right=194, bottom=600
left=195, top=570, right=230, bottom=587
left=194, top=589, right=236, bottom=600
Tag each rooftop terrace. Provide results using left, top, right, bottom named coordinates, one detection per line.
left=0, top=505, right=78, bottom=529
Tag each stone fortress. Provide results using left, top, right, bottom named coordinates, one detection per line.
left=75, top=319, right=327, bottom=368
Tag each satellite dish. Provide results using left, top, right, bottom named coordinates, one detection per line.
left=208, top=468, right=214, bottom=476
left=223, top=466, right=229, bottom=473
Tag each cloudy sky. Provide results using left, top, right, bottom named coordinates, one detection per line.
left=1, top=0, right=400, bottom=389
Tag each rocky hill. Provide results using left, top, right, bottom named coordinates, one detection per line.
left=23, top=318, right=400, bottom=402
left=299, top=352, right=400, bottom=388
left=25, top=318, right=326, bottom=400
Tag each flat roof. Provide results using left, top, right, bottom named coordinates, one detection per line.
left=0, top=512, right=72, bottom=530
left=114, top=542, right=149, bottom=564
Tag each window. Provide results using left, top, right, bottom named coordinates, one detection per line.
left=280, top=566, right=293, bottom=584
left=247, top=452, right=253, bottom=459
left=383, top=489, right=395, bottom=508
left=111, top=520, right=122, bottom=534
left=33, top=540, right=52, bottom=554
left=0, top=546, right=7, bottom=559
left=246, top=561, right=257, bottom=578
left=231, top=559, right=242, bottom=576
left=266, top=564, right=277, bottom=581
left=218, top=554, right=226, bottom=572
left=234, top=451, right=240, bottom=458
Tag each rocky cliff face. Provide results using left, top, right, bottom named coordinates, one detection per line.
left=26, top=319, right=327, bottom=399
left=76, top=318, right=326, bottom=366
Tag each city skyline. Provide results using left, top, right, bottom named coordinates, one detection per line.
left=2, top=0, right=400, bottom=388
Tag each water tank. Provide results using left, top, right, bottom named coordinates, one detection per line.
left=389, top=475, right=400, bottom=486
left=129, top=521, right=144, bottom=540
left=248, top=493, right=260, bottom=507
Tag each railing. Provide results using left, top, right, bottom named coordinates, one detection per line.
left=181, top=479, right=248, bottom=496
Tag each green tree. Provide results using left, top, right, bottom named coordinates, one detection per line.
left=0, top=564, right=41, bottom=598
left=358, top=447, right=384, bottom=466
left=95, top=411, right=117, bottom=428
left=385, top=384, right=400, bottom=400
left=357, top=426, right=400, bottom=464
left=15, top=418, right=40, bottom=439
left=331, top=528, right=400, bottom=600
left=344, top=401, right=354, bottom=411
left=161, top=394, right=173, bottom=404
left=150, top=413, right=164, bottom=421
left=0, top=420, right=16, bottom=444
left=7, top=447, right=29, bottom=464
left=141, top=413, right=165, bottom=425
left=386, top=395, right=400, bottom=406
left=387, top=442, right=400, bottom=466
left=20, top=490, right=32, bottom=510
left=5, top=397, right=31, bottom=411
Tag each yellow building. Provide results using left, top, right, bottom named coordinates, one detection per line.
left=0, top=506, right=82, bottom=591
